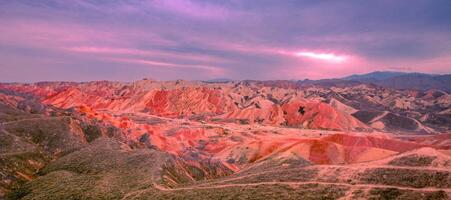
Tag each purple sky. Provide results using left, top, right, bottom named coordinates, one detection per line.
left=1, top=0, right=451, bottom=82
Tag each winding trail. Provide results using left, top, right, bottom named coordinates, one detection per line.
left=150, top=163, right=451, bottom=198
left=154, top=181, right=450, bottom=192
left=190, top=164, right=451, bottom=188
left=0, top=117, right=57, bottom=125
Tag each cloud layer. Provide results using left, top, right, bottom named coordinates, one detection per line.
left=1, top=0, right=450, bottom=82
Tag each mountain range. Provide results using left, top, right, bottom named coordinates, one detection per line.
left=211, top=71, right=451, bottom=91
left=343, top=71, right=451, bottom=91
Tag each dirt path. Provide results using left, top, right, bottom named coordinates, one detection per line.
left=0, top=151, right=36, bottom=157
left=0, top=117, right=55, bottom=125
left=120, top=189, right=147, bottom=200
left=314, top=164, right=451, bottom=172
left=155, top=180, right=451, bottom=193
left=192, top=163, right=451, bottom=188
left=369, top=111, right=389, bottom=123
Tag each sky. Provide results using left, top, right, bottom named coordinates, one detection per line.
left=1, top=0, right=451, bottom=82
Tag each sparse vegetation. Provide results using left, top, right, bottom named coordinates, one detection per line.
left=140, top=184, right=349, bottom=200
left=388, top=154, right=436, bottom=167
left=298, top=106, right=305, bottom=115
left=368, top=188, right=448, bottom=200
left=81, top=123, right=102, bottom=142
left=359, top=168, right=450, bottom=188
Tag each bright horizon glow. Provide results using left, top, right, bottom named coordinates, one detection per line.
left=295, top=51, right=347, bottom=63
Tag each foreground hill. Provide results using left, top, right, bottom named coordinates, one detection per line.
left=7, top=135, right=450, bottom=200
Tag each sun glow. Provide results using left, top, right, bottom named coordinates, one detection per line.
left=295, top=51, right=347, bottom=62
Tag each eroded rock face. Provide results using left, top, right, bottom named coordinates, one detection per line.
left=3, top=80, right=449, bottom=133
left=0, top=81, right=372, bottom=131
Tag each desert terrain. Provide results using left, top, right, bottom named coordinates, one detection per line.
left=0, top=77, right=450, bottom=199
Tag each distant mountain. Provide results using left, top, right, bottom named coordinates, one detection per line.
left=343, top=71, right=430, bottom=81
left=204, top=78, right=234, bottom=83
left=378, top=74, right=451, bottom=91
left=342, top=71, right=451, bottom=91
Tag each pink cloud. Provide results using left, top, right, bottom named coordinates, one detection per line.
left=64, top=46, right=230, bottom=63
left=170, top=34, right=355, bottom=65
left=369, top=55, right=451, bottom=74
left=65, top=47, right=151, bottom=55
left=151, top=0, right=231, bottom=19
left=0, top=19, right=123, bottom=50
left=110, top=57, right=225, bottom=75
left=0, top=18, right=175, bottom=51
